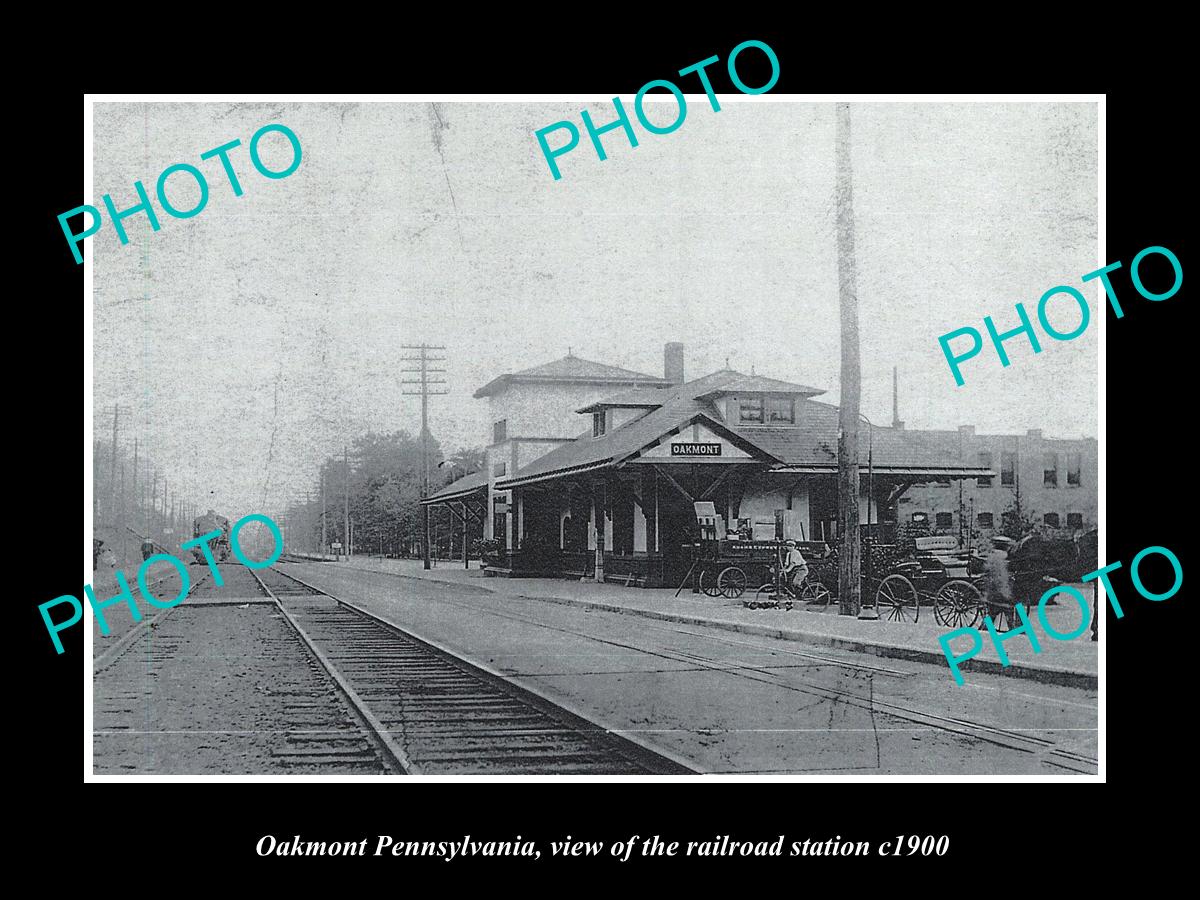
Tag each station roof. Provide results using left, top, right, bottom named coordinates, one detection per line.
left=473, top=353, right=668, bottom=398
left=496, top=369, right=992, bottom=489
left=694, top=374, right=826, bottom=398
left=422, top=469, right=489, bottom=504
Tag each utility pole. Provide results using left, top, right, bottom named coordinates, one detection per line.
left=102, top=404, right=132, bottom=526
left=401, top=344, right=448, bottom=570
left=320, top=469, right=327, bottom=556
left=119, top=460, right=126, bottom=558
left=343, top=445, right=350, bottom=561
left=132, top=438, right=139, bottom=532
left=835, top=103, right=862, bottom=617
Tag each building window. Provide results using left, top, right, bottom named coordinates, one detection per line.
left=1044, top=512, right=1060, bottom=528
left=1001, top=451, right=1017, bottom=486
left=492, top=461, right=507, bottom=478
left=738, top=396, right=764, bottom=424
left=1043, top=452, right=1058, bottom=487
left=977, top=451, right=993, bottom=487
left=493, top=418, right=507, bottom=444
left=977, top=512, right=994, bottom=528
left=593, top=412, right=606, bottom=437
left=1066, top=452, right=1082, bottom=486
left=911, top=512, right=928, bottom=524
left=935, top=512, right=954, bottom=528
left=765, top=397, right=794, bottom=423
left=1067, top=512, right=1084, bottom=529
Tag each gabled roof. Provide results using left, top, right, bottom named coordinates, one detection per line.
left=473, top=354, right=668, bottom=398
left=497, top=411, right=780, bottom=489
left=695, top=374, right=826, bottom=398
left=494, top=369, right=992, bottom=489
left=422, top=469, right=489, bottom=504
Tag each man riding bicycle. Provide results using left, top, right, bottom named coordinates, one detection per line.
left=783, top=540, right=809, bottom=596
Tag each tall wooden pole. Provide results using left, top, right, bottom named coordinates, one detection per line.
left=343, top=446, right=350, bottom=560
left=835, top=103, right=862, bottom=616
left=132, top=438, right=139, bottom=532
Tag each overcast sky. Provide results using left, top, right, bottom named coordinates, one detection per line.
left=91, top=100, right=1098, bottom=519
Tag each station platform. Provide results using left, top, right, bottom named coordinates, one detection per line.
left=306, top=557, right=1100, bottom=690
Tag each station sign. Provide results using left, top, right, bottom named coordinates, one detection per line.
left=671, top=442, right=722, bottom=457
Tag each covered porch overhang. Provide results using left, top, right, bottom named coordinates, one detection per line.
left=420, top=470, right=489, bottom=524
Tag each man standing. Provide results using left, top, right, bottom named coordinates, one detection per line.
left=984, top=536, right=1016, bottom=630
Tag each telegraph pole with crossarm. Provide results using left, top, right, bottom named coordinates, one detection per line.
left=400, top=344, right=448, bottom=570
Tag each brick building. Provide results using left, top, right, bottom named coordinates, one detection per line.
left=899, top=425, right=1097, bottom=543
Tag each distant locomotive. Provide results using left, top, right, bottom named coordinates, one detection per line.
left=192, top=509, right=232, bottom=564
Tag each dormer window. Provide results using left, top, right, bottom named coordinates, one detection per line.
left=765, top=397, right=795, bottom=423
left=593, top=412, right=607, bottom=437
left=737, top=394, right=794, bottom=424
left=738, top=396, right=763, bottom=423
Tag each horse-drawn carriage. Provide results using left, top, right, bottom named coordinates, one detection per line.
left=782, top=535, right=988, bottom=624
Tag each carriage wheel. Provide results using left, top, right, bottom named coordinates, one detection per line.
left=801, top=580, right=833, bottom=611
left=717, top=566, right=748, bottom=599
left=876, top=574, right=919, bottom=623
left=934, top=580, right=983, bottom=628
left=698, top=567, right=722, bottom=597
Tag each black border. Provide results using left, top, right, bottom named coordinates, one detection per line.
left=22, top=23, right=1190, bottom=879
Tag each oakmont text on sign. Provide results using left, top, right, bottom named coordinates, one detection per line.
left=671, top=443, right=722, bottom=456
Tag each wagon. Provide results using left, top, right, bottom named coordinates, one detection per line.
left=891, top=536, right=987, bottom=627
left=692, top=538, right=788, bottom=599
left=796, top=536, right=986, bottom=625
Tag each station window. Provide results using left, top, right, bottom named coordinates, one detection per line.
left=1001, top=451, right=1017, bottom=486
left=593, top=412, right=606, bottom=437
left=935, top=512, right=954, bottom=528
left=765, top=397, right=794, bottom=423
left=977, top=451, right=993, bottom=487
left=1043, top=452, right=1058, bottom=487
left=911, top=512, right=928, bottom=524
left=977, top=512, right=994, bottom=527
left=493, top=418, right=507, bottom=444
left=1067, top=512, right=1084, bottom=529
left=1044, top=512, right=1061, bottom=528
left=493, top=461, right=507, bottom=477
left=738, top=396, right=764, bottom=423
left=1066, top=452, right=1082, bottom=486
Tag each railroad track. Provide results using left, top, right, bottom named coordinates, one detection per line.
left=93, top=563, right=397, bottom=775
left=251, top=566, right=696, bottom=775
left=329, top=577, right=1099, bottom=775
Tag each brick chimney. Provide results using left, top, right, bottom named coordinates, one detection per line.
left=664, top=342, right=685, bottom=385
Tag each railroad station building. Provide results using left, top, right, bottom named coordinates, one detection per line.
left=423, top=343, right=1008, bottom=588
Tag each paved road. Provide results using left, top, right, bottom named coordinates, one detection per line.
left=283, top=563, right=1098, bottom=775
